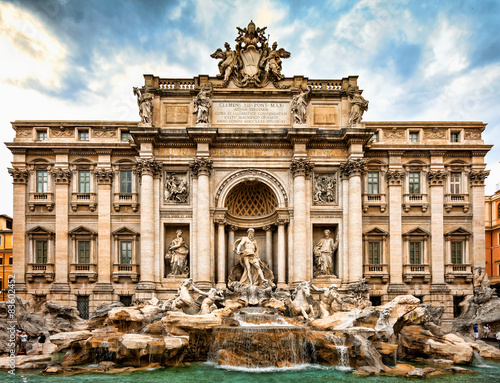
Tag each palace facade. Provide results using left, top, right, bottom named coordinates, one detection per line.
left=486, top=187, right=500, bottom=285
left=6, top=23, right=491, bottom=322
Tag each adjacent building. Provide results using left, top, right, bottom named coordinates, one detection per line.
left=485, top=186, right=500, bottom=285
left=0, top=215, right=13, bottom=301
left=6, top=23, right=492, bottom=322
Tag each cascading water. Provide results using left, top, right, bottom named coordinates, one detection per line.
left=325, top=333, right=350, bottom=368
left=208, top=307, right=316, bottom=368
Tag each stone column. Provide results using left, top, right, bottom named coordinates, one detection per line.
left=290, top=158, right=313, bottom=284
left=216, top=219, right=226, bottom=287
left=428, top=170, right=447, bottom=284
left=136, top=158, right=162, bottom=295
left=263, top=225, right=273, bottom=270
left=340, top=159, right=365, bottom=283
left=470, top=169, right=489, bottom=268
left=227, top=226, right=237, bottom=273
left=50, top=167, right=72, bottom=303
left=8, top=168, right=28, bottom=295
left=94, top=169, right=114, bottom=301
left=277, top=219, right=287, bottom=288
left=386, top=170, right=404, bottom=286
left=341, top=174, right=349, bottom=282
left=190, top=158, right=213, bottom=286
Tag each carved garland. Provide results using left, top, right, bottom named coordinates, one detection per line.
left=215, top=169, right=288, bottom=207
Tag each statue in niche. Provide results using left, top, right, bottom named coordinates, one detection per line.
left=311, top=283, right=343, bottom=318
left=347, top=85, right=369, bottom=126
left=133, top=87, right=154, bottom=125
left=313, top=174, right=337, bottom=204
left=165, top=230, right=189, bottom=276
left=228, top=228, right=275, bottom=287
left=193, top=83, right=212, bottom=124
left=211, top=42, right=241, bottom=82
left=313, top=229, right=338, bottom=277
left=164, top=173, right=188, bottom=203
left=291, top=87, right=311, bottom=124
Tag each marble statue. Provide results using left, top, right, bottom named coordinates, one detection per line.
left=164, top=173, right=188, bottom=203
left=210, top=21, right=290, bottom=88
left=199, top=288, right=224, bottom=314
left=311, top=283, right=343, bottom=318
left=172, top=278, right=205, bottom=314
left=193, top=84, right=212, bottom=124
left=285, top=281, right=315, bottom=320
left=291, top=88, right=311, bottom=124
left=313, top=229, right=338, bottom=276
left=345, top=278, right=372, bottom=310
left=133, top=87, right=154, bottom=125
left=165, top=230, right=189, bottom=276
left=228, top=228, right=275, bottom=288
left=347, top=85, right=369, bottom=126
left=211, top=42, right=241, bottom=82
left=313, top=174, right=337, bottom=204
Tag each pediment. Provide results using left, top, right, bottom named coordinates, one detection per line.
left=68, top=226, right=97, bottom=236
left=445, top=227, right=472, bottom=237
left=112, top=227, right=139, bottom=236
left=403, top=227, right=430, bottom=237
left=26, top=226, right=54, bottom=235
left=363, top=227, right=389, bottom=237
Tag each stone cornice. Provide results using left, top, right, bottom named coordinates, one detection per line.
left=286, top=128, right=317, bottom=144
left=189, top=157, right=213, bottom=177
left=290, top=158, right=314, bottom=178
left=186, top=128, right=218, bottom=144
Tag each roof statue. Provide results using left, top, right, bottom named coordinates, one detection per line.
left=211, top=20, right=290, bottom=88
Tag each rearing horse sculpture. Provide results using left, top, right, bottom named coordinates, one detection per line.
left=285, top=281, right=315, bottom=320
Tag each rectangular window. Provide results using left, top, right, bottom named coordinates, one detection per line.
left=120, top=295, right=133, bottom=307
left=78, top=129, right=89, bottom=141
left=0, top=236, right=2, bottom=246
left=9, top=257, right=13, bottom=265
left=408, top=172, right=421, bottom=194
left=35, top=240, right=48, bottom=263
left=409, top=241, right=422, bottom=264
left=37, top=130, right=47, bottom=141
left=77, top=296, right=90, bottom=319
left=36, top=170, right=48, bottom=193
left=368, top=242, right=381, bottom=265
left=78, top=241, right=90, bottom=264
left=451, top=241, right=463, bottom=264
left=371, top=132, right=378, bottom=142
left=450, top=132, right=460, bottom=142
left=367, top=172, right=379, bottom=194
left=78, top=170, right=91, bottom=193
left=121, top=131, right=132, bottom=141
left=409, top=132, right=419, bottom=142
left=120, top=241, right=132, bottom=264
left=120, top=171, right=132, bottom=193
left=450, top=172, right=461, bottom=194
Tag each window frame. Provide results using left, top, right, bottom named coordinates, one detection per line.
left=78, top=170, right=91, bottom=194
left=36, top=170, right=48, bottom=193
left=408, top=171, right=421, bottom=194
left=77, top=240, right=91, bottom=264
left=120, top=170, right=133, bottom=194
left=37, top=130, right=47, bottom=141
left=367, top=171, right=380, bottom=194
left=409, top=131, right=419, bottom=143
left=35, top=240, right=48, bottom=264
left=78, top=129, right=89, bottom=141
left=120, top=240, right=133, bottom=264
left=409, top=241, right=422, bottom=264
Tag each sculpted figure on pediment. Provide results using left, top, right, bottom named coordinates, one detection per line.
left=193, top=84, right=213, bottom=124
left=211, top=42, right=241, bottom=82
left=133, top=87, right=154, bottom=125
left=347, top=85, right=369, bottom=126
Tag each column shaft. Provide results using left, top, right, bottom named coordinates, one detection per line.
left=140, top=172, right=155, bottom=285
left=430, top=184, right=445, bottom=283
left=472, top=185, right=486, bottom=267
left=293, top=174, right=307, bottom=283
left=217, top=222, right=226, bottom=285
left=197, top=172, right=211, bottom=284
left=97, top=182, right=112, bottom=283
left=265, top=228, right=273, bottom=269
left=388, top=184, right=403, bottom=284
left=54, top=182, right=69, bottom=284
left=348, top=174, right=363, bottom=281
left=277, top=223, right=286, bottom=286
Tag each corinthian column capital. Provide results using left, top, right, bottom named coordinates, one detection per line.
left=190, top=157, right=213, bottom=177
left=136, top=158, right=162, bottom=177
left=340, top=158, right=366, bottom=179
left=290, top=158, right=313, bottom=178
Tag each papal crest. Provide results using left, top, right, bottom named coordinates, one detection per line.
left=210, top=20, right=290, bottom=88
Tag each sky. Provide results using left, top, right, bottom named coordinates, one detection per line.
left=1, top=0, right=500, bottom=217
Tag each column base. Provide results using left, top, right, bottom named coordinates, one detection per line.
left=49, top=282, right=71, bottom=293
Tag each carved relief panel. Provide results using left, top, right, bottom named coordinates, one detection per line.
left=313, top=173, right=337, bottom=205
left=164, top=172, right=189, bottom=203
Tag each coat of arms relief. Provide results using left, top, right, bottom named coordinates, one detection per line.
left=210, top=20, right=290, bottom=88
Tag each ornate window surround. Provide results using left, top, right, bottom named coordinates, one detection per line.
left=444, top=161, right=470, bottom=213
left=68, top=225, right=98, bottom=282
left=26, top=226, right=55, bottom=282
left=362, top=161, right=387, bottom=213
left=362, top=227, right=389, bottom=282
left=112, top=227, right=140, bottom=282
left=112, top=160, right=139, bottom=212
left=444, top=227, right=472, bottom=282
left=403, top=227, right=431, bottom=282
left=27, top=159, right=54, bottom=212
left=70, top=159, right=97, bottom=212
left=402, top=161, right=429, bottom=212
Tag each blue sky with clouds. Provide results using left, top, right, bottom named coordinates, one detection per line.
left=1, top=0, right=499, bottom=216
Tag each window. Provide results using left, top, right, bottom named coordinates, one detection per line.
left=409, top=241, right=422, bottom=264
left=6, top=220, right=12, bottom=230
left=367, top=172, right=379, bottom=194
left=409, top=132, right=419, bottom=142
left=0, top=256, right=3, bottom=265
left=35, top=240, right=48, bottom=263
left=37, top=130, right=47, bottom=141
left=9, top=257, right=13, bottom=265
left=78, top=129, right=89, bottom=141
left=120, top=241, right=132, bottom=264
left=78, top=241, right=90, bottom=264
left=450, top=131, right=460, bottom=142
left=450, top=172, right=461, bottom=194
left=408, top=172, right=420, bottom=194
left=120, top=171, right=132, bottom=193
left=368, top=242, right=381, bottom=264
left=371, top=132, right=378, bottom=142
left=451, top=241, right=463, bottom=264
left=498, top=203, right=500, bottom=219
left=369, top=296, right=381, bottom=306
left=77, top=296, right=89, bottom=319
left=121, top=131, right=132, bottom=141
left=120, top=295, right=133, bottom=307
left=36, top=170, right=48, bottom=193
left=78, top=170, right=91, bottom=193
left=0, top=236, right=2, bottom=246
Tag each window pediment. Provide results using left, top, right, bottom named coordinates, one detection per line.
left=363, top=227, right=388, bottom=237
left=445, top=227, right=472, bottom=238
left=112, top=227, right=140, bottom=237
left=27, top=226, right=54, bottom=237
left=69, top=226, right=97, bottom=236
left=403, top=227, right=430, bottom=238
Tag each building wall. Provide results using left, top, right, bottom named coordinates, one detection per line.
left=485, top=189, right=500, bottom=284
left=0, top=215, right=13, bottom=301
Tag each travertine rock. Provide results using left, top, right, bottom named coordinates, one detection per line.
left=49, top=330, right=92, bottom=351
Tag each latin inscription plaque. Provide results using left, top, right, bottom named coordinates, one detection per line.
left=212, top=102, right=290, bottom=125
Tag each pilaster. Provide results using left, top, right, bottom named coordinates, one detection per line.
left=469, top=169, right=489, bottom=268
left=428, top=169, right=447, bottom=284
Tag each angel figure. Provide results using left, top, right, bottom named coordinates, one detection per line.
left=261, top=42, right=290, bottom=81
left=291, top=87, right=311, bottom=124
left=210, top=42, right=241, bottom=82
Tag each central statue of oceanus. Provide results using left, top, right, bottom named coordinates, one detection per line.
left=227, top=228, right=275, bottom=287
